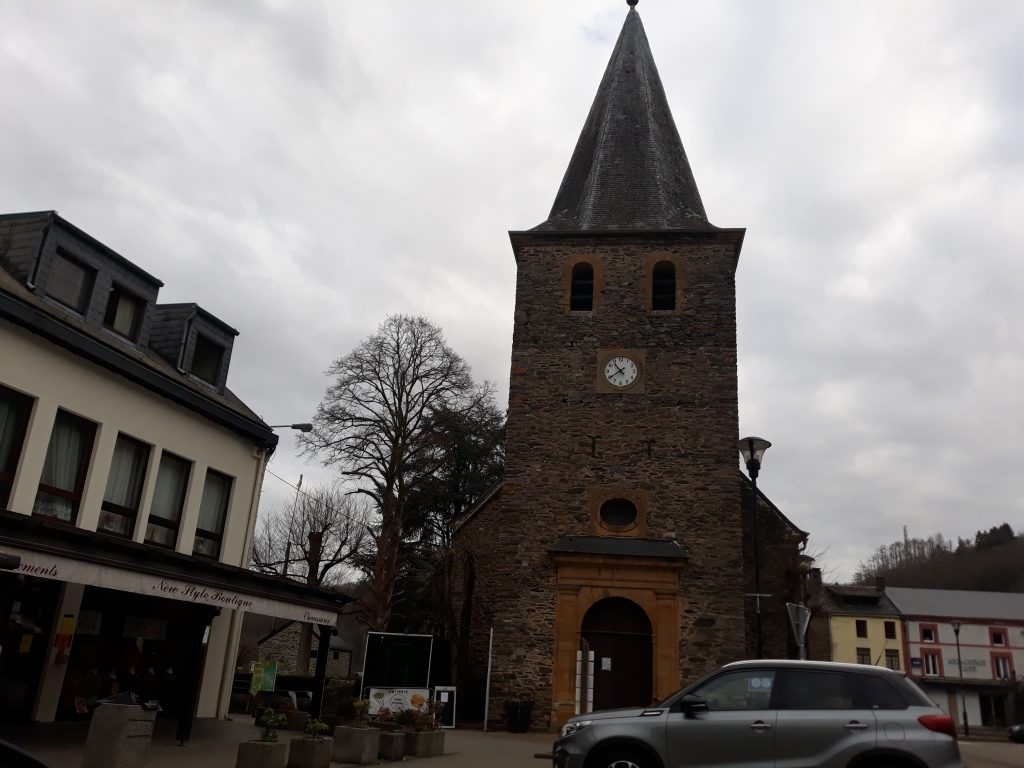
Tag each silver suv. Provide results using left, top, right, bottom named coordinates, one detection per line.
left=553, top=660, right=964, bottom=768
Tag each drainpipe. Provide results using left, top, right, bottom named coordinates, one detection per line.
left=26, top=212, right=55, bottom=290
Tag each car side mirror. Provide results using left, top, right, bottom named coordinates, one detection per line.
left=680, top=694, right=708, bottom=712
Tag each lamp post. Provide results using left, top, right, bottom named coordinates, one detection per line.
left=737, top=436, right=771, bottom=659
left=268, top=423, right=313, bottom=433
left=950, top=620, right=969, bottom=738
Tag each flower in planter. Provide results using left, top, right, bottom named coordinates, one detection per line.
left=393, top=708, right=418, bottom=730
left=259, top=708, right=289, bottom=742
left=305, top=718, right=329, bottom=739
left=352, top=699, right=370, bottom=726
left=376, top=706, right=393, bottom=723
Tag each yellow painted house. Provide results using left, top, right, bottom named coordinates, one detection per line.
left=821, top=581, right=905, bottom=672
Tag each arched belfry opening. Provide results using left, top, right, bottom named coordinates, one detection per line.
left=581, top=597, right=653, bottom=711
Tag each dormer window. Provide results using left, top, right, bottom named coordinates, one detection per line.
left=570, top=262, right=594, bottom=312
left=651, top=260, right=675, bottom=311
left=190, top=334, right=224, bottom=387
left=45, top=251, right=95, bottom=314
left=103, top=284, right=143, bottom=341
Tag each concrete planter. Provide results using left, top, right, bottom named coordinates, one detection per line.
left=82, top=703, right=157, bottom=768
left=332, top=726, right=379, bottom=765
left=377, top=731, right=405, bottom=761
left=236, top=741, right=288, bottom=768
left=371, top=721, right=399, bottom=731
left=403, top=730, right=445, bottom=758
left=282, top=711, right=310, bottom=731
left=286, top=737, right=331, bottom=768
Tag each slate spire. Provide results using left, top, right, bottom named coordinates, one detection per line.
left=534, top=4, right=711, bottom=231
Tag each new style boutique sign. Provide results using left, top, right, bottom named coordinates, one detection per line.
left=3, top=546, right=338, bottom=625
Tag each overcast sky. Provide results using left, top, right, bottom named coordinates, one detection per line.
left=2, top=1, right=1023, bottom=581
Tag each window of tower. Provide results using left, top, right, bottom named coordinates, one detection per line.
left=570, top=262, right=594, bottom=312
left=652, top=260, right=675, bottom=311
left=600, top=498, right=637, bottom=528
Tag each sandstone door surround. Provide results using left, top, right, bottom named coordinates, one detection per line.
left=549, top=548, right=686, bottom=728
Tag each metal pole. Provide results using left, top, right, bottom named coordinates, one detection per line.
left=749, top=467, right=763, bottom=659
left=483, top=627, right=494, bottom=732
left=954, top=626, right=969, bottom=738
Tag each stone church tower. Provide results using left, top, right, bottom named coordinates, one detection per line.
left=455, top=2, right=808, bottom=730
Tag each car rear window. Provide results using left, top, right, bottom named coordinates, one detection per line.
left=853, top=674, right=909, bottom=710
left=900, top=677, right=941, bottom=707
left=783, top=671, right=857, bottom=710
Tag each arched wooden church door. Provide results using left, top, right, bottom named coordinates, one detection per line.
left=581, top=597, right=653, bottom=711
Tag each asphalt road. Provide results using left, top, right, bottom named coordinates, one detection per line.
left=959, top=740, right=1024, bottom=768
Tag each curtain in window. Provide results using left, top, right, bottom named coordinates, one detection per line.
left=145, top=453, right=189, bottom=548
left=104, top=437, right=148, bottom=509
left=193, top=471, right=231, bottom=558
left=33, top=411, right=92, bottom=521
left=149, top=454, right=189, bottom=522
left=197, top=472, right=231, bottom=534
left=112, top=295, right=138, bottom=336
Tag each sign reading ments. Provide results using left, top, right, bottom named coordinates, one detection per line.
left=1, top=547, right=338, bottom=626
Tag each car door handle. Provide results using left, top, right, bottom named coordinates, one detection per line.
left=844, top=722, right=869, bottom=731
left=749, top=721, right=773, bottom=731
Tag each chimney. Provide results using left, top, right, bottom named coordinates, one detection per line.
left=876, top=576, right=886, bottom=592
left=808, top=568, right=823, bottom=595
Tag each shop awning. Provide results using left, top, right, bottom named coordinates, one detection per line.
left=0, top=510, right=350, bottom=626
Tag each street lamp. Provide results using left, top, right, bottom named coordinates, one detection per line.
left=269, top=423, right=313, bottom=433
left=737, top=436, right=771, bottom=659
left=950, top=620, right=969, bottom=738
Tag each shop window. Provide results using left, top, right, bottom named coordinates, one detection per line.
left=856, top=620, right=868, bottom=638
left=993, top=655, right=1012, bottom=681
left=856, top=648, right=871, bottom=665
left=0, top=384, right=33, bottom=509
left=651, top=260, right=676, bottom=311
left=570, top=262, right=594, bottom=312
left=33, top=409, right=97, bottom=524
left=145, top=451, right=191, bottom=549
left=980, top=694, right=1009, bottom=728
left=884, top=621, right=897, bottom=640
left=193, top=469, right=232, bottom=559
left=885, top=650, right=901, bottom=671
left=923, top=652, right=941, bottom=677
left=190, top=334, right=224, bottom=387
left=98, top=434, right=150, bottom=538
left=103, top=285, right=143, bottom=341
left=45, top=251, right=95, bottom=314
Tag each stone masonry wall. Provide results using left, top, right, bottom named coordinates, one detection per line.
left=461, top=231, right=747, bottom=730
left=257, top=622, right=351, bottom=679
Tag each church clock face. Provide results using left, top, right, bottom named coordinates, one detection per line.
left=603, top=355, right=639, bottom=389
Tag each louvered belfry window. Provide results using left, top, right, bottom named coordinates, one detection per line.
left=652, top=260, right=675, bottom=311
left=570, top=262, right=594, bottom=312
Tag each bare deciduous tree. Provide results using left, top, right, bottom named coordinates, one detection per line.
left=251, top=483, right=366, bottom=673
left=299, top=314, right=489, bottom=631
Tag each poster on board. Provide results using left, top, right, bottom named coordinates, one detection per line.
left=250, top=660, right=279, bottom=694
left=368, top=688, right=430, bottom=716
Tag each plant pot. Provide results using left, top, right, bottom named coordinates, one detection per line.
left=371, top=721, right=399, bottom=731
left=236, top=740, right=287, bottom=768
left=332, top=725, right=379, bottom=765
left=283, top=711, right=310, bottom=731
left=403, top=730, right=445, bottom=757
left=505, top=700, right=534, bottom=733
left=286, top=737, right=331, bottom=768
left=377, top=731, right=405, bottom=761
